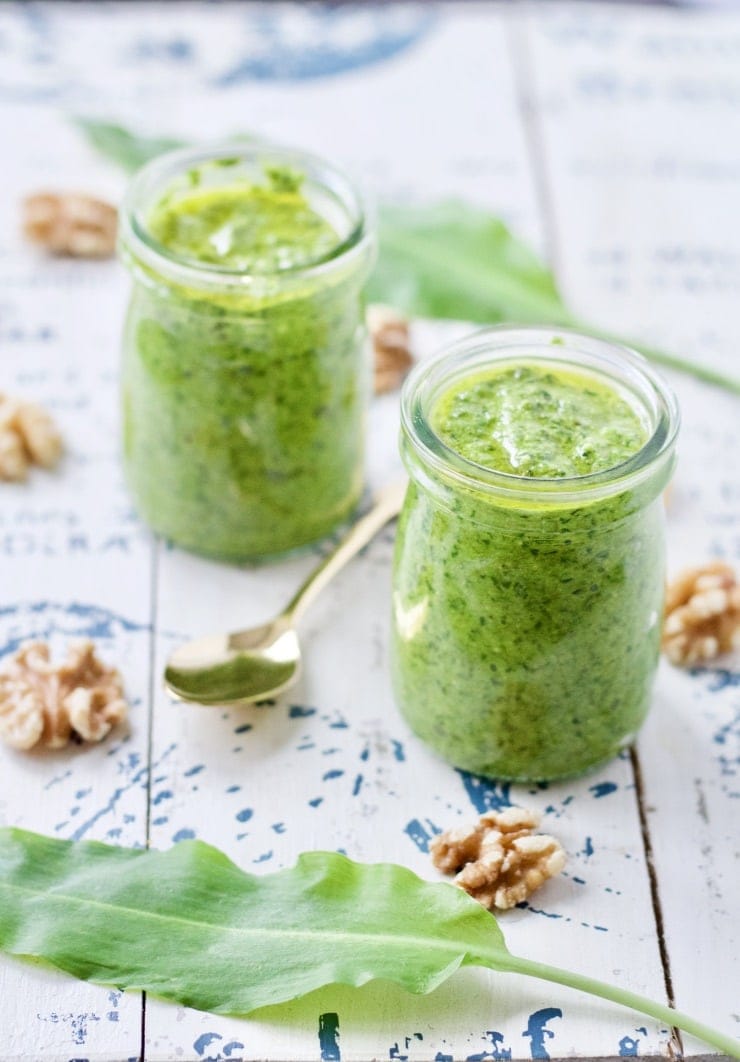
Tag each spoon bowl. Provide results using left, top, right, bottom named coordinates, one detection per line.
left=164, top=480, right=406, bottom=706
left=165, top=621, right=301, bottom=705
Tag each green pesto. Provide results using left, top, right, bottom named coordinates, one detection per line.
left=431, top=364, right=649, bottom=478
left=147, top=168, right=340, bottom=273
left=391, top=363, right=668, bottom=781
left=122, top=168, right=369, bottom=561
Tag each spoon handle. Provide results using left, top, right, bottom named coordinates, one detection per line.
left=282, top=479, right=408, bottom=626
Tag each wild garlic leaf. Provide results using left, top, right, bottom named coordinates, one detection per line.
left=1, top=829, right=739, bottom=1059
left=74, top=118, right=186, bottom=173
left=368, top=201, right=740, bottom=395
left=74, top=119, right=256, bottom=174
left=369, top=202, right=574, bottom=326
left=0, top=828, right=509, bottom=1015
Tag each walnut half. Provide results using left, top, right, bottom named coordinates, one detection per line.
left=368, top=304, right=414, bottom=395
left=0, top=393, right=63, bottom=481
left=23, top=192, right=117, bottom=258
left=662, top=562, right=740, bottom=666
left=0, top=641, right=128, bottom=751
left=430, top=807, right=566, bottom=911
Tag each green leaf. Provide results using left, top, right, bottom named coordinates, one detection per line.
left=1, top=829, right=739, bottom=1058
left=368, top=202, right=575, bottom=326
left=368, top=201, right=740, bottom=396
left=73, top=118, right=186, bottom=173
left=0, top=828, right=507, bottom=1014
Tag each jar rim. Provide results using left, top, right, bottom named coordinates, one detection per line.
left=118, top=139, right=374, bottom=293
left=401, top=325, right=680, bottom=506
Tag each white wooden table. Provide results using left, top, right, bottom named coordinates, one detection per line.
left=0, top=3, right=738, bottom=1060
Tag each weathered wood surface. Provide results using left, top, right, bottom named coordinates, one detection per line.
left=0, top=4, right=737, bottom=1060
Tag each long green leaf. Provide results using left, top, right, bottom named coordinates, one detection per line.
left=369, top=202, right=574, bottom=326
left=74, top=118, right=186, bottom=173
left=0, top=828, right=506, bottom=1013
left=0, top=830, right=738, bottom=1057
left=369, top=201, right=740, bottom=396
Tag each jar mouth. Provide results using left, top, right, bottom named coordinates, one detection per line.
left=119, top=140, right=373, bottom=292
left=401, top=326, right=680, bottom=506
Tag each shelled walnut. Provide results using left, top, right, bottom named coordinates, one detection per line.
left=368, top=304, right=414, bottom=395
left=23, top=192, right=117, bottom=258
left=430, top=806, right=566, bottom=911
left=0, top=641, right=128, bottom=751
left=0, top=393, right=63, bottom=481
left=662, top=562, right=740, bottom=666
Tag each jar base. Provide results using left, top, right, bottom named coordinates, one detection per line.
left=148, top=499, right=362, bottom=566
left=430, top=737, right=637, bottom=784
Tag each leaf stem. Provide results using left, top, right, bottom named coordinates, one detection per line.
left=575, top=322, right=740, bottom=396
left=500, top=952, right=740, bottom=1059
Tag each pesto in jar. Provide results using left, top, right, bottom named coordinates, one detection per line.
left=431, top=364, right=649, bottom=478
left=120, top=149, right=373, bottom=561
left=391, top=344, right=677, bottom=782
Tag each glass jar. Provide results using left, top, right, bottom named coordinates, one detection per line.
left=118, top=142, right=375, bottom=562
left=391, top=327, right=679, bottom=781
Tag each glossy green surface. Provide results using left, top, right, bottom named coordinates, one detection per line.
left=431, top=363, right=648, bottom=478
left=148, top=167, right=340, bottom=273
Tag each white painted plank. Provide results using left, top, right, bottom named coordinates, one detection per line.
left=524, top=3, right=740, bottom=1051
left=522, top=2, right=740, bottom=379
left=639, top=374, right=740, bottom=1053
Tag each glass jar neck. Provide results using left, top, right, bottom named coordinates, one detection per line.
left=401, top=326, right=679, bottom=521
left=118, top=140, right=375, bottom=299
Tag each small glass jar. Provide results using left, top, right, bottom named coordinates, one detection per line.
left=118, top=142, right=375, bottom=562
left=391, top=327, right=679, bottom=781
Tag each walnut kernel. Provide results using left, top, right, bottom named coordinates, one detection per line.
left=662, top=562, right=740, bottom=666
left=0, top=641, right=128, bottom=751
left=0, top=427, right=29, bottom=482
left=0, top=393, right=62, bottom=480
left=23, top=192, right=117, bottom=258
left=430, top=807, right=566, bottom=911
left=368, top=304, right=414, bottom=395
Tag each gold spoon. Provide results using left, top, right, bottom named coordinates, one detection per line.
left=164, top=480, right=407, bottom=706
